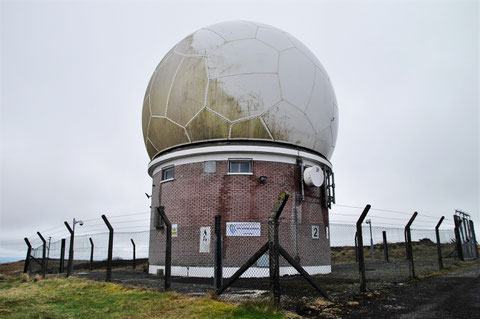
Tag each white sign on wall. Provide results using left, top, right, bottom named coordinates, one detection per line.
left=226, top=222, right=261, bottom=237
left=312, top=225, right=320, bottom=239
left=172, top=224, right=178, bottom=237
left=199, top=227, right=211, bottom=253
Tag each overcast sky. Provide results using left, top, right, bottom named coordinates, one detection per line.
left=1, top=0, right=478, bottom=258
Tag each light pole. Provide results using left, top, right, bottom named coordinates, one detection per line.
left=366, top=219, right=374, bottom=263
left=46, top=236, right=51, bottom=269
left=68, top=218, right=84, bottom=275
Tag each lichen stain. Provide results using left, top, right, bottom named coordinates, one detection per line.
left=150, top=53, right=183, bottom=116
left=167, top=57, right=207, bottom=126
left=186, top=109, right=229, bottom=141
left=262, top=111, right=291, bottom=142
left=230, top=118, right=271, bottom=140
left=148, top=117, right=189, bottom=151
left=145, top=139, right=158, bottom=159
left=208, top=78, right=247, bottom=121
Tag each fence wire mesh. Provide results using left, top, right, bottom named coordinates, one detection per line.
left=29, top=231, right=150, bottom=274
left=27, top=218, right=463, bottom=300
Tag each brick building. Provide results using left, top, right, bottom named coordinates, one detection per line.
left=142, top=21, right=338, bottom=277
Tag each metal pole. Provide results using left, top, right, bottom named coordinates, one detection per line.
left=268, top=214, right=280, bottom=307
left=89, top=238, right=94, bottom=271
left=435, top=216, right=445, bottom=270
left=279, top=246, right=331, bottom=300
left=131, top=239, right=136, bottom=269
left=268, top=191, right=290, bottom=307
left=405, top=212, right=418, bottom=278
left=382, top=231, right=389, bottom=263
left=37, top=232, right=47, bottom=278
left=356, top=204, right=371, bottom=292
left=157, top=207, right=171, bottom=290
left=102, top=215, right=114, bottom=282
left=214, top=215, right=223, bottom=289
left=366, top=219, right=374, bottom=263
left=216, top=243, right=269, bottom=296
left=166, top=217, right=172, bottom=290
left=354, top=232, right=358, bottom=262
left=64, top=221, right=74, bottom=277
left=46, top=237, right=51, bottom=270
left=23, top=238, right=32, bottom=274
left=59, top=238, right=66, bottom=273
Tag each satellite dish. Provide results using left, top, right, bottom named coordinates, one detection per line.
left=303, top=166, right=324, bottom=187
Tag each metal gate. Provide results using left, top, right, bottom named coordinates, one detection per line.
left=453, top=210, right=478, bottom=261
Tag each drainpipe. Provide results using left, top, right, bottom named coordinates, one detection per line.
left=297, top=157, right=305, bottom=201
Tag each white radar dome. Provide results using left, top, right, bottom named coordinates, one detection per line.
left=142, top=21, right=339, bottom=160
left=303, top=166, right=324, bottom=187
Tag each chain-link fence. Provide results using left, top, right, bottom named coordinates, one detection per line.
left=29, top=230, right=150, bottom=275
left=325, top=223, right=457, bottom=289
left=25, top=209, right=471, bottom=304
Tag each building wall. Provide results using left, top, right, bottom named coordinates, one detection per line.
left=148, top=158, right=331, bottom=273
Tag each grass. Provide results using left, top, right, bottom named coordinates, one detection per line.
left=0, top=274, right=287, bottom=319
left=331, top=241, right=457, bottom=264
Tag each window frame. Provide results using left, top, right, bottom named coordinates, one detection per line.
left=161, top=165, right=174, bottom=182
left=227, top=158, right=253, bottom=175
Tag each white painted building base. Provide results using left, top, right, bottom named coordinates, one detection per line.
left=149, top=264, right=331, bottom=278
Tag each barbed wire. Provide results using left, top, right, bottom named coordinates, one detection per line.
left=27, top=204, right=463, bottom=242
left=333, top=204, right=453, bottom=221
left=105, top=212, right=150, bottom=219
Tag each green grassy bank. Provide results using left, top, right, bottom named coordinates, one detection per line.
left=0, top=274, right=288, bottom=319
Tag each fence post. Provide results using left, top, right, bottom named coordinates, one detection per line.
left=435, top=216, right=445, bottom=270
left=382, top=231, right=389, bottom=263
left=23, top=238, right=32, bottom=274
left=37, top=232, right=47, bottom=278
left=131, top=239, right=136, bottom=269
left=214, top=215, right=223, bottom=289
left=59, top=238, right=66, bottom=273
left=356, top=204, right=371, bottom=292
left=89, top=238, right=94, bottom=271
left=268, top=191, right=290, bottom=307
left=102, top=215, right=114, bottom=282
left=405, top=212, right=418, bottom=278
left=64, top=221, right=74, bottom=277
left=157, top=207, right=171, bottom=290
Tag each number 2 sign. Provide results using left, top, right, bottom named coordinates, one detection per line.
left=312, top=225, right=320, bottom=239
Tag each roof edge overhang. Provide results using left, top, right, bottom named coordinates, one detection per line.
left=147, top=140, right=333, bottom=177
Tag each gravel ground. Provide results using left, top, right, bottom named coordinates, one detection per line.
left=295, top=259, right=480, bottom=318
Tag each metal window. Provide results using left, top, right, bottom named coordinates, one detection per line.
left=228, top=159, right=252, bottom=174
left=161, top=166, right=174, bottom=181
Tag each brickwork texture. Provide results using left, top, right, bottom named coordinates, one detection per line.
left=148, top=159, right=331, bottom=271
